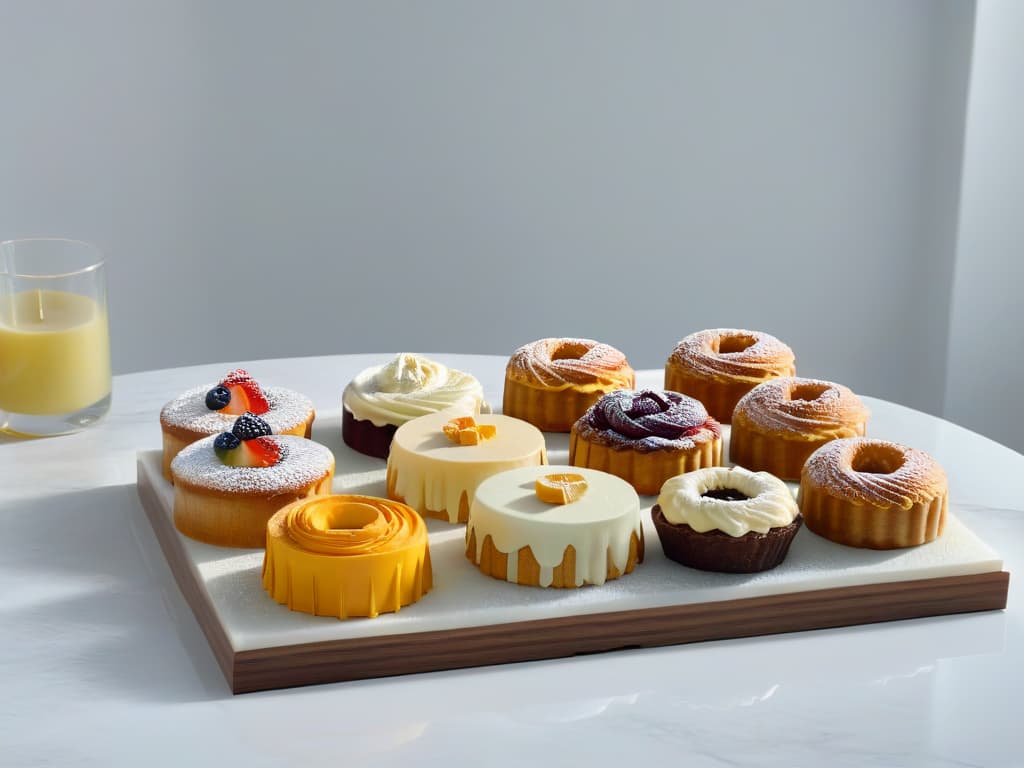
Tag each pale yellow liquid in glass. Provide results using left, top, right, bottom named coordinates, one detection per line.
left=0, top=290, right=111, bottom=415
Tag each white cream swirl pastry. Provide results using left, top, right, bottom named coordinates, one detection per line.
left=344, top=354, right=486, bottom=427
left=343, top=354, right=488, bottom=459
left=657, top=467, right=798, bottom=537
left=653, top=466, right=803, bottom=573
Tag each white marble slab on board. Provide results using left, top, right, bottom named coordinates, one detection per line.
left=138, top=409, right=1003, bottom=654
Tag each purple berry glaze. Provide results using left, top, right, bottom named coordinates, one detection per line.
left=586, top=390, right=720, bottom=443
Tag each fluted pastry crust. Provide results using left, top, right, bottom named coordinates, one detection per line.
left=799, top=438, right=948, bottom=549
left=665, top=329, right=795, bottom=423
left=503, top=338, right=634, bottom=432
left=730, top=377, right=868, bottom=479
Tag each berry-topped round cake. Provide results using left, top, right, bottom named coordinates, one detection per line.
left=160, top=369, right=315, bottom=481
left=569, top=389, right=722, bottom=495
left=170, top=413, right=334, bottom=548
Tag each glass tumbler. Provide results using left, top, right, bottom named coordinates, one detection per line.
left=0, top=239, right=111, bottom=436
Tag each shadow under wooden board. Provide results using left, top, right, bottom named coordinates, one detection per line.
left=137, top=449, right=1009, bottom=695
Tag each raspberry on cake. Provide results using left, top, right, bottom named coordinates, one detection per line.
left=170, top=413, right=334, bottom=548
left=159, top=369, right=315, bottom=481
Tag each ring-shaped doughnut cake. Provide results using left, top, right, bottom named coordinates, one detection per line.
left=652, top=466, right=802, bottom=573
left=503, top=338, right=635, bottom=432
left=664, top=329, right=795, bottom=423
left=263, top=494, right=432, bottom=619
left=799, top=437, right=948, bottom=549
left=730, top=377, right=869, bottom=480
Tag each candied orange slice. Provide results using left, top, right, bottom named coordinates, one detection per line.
left=535, top=473, right=588, bottom=505
left=443, top=416, right=496, bottom=445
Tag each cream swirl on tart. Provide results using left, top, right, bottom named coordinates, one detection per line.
left=652, top=466, right=802, bottom=572
left=569, top=389, right=722, bottom=495
left=342, top=353, right=486, bottom=459
left=730, top=377, right=869, bottom=480
left=503, top=338, right=635, bottom=432
left=799, top=438, right=947, bottom=549
left=664, top=328, right=795, bottom=423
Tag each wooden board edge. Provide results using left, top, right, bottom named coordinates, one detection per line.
left=134, top=457, right=1010, bottom=696
left=230, top=570, right=1009, bottom=695
left=136, top=459, right=237, bottom=692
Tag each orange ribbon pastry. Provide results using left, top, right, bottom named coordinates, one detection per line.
left=262, top=494, right=432, bottom=619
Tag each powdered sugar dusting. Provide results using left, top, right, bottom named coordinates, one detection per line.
left=668, top=329, right=795, bottom=382
left=802, top=437, right=947, bottom=508
left=160, top=384, right=314, bottom=436
left=171, top=435, right=334, bottom=494
left=575, top=389, right=720, bottom=453
left=735, top=377, right=869, bottom=435
left=506, top=338, right=634, bottom=389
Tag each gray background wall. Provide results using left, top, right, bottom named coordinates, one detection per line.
left=1, top=1, right=1019, bottom=450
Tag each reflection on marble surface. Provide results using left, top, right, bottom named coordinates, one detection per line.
left=1, top=354, right=1021, bottom=767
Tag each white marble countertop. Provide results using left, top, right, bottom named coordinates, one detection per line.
left=1, top=353, right=1020, bottom=767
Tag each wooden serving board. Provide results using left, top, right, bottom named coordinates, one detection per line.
left=136, top=418, right=1009, bottom=695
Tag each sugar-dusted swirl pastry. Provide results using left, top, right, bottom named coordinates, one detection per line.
left=503, top=338, right=635, bottom=432
left=799, top=438, right=948, bottom=549
left=263, top=494, right=432, bottom=619
left=652, top=466, right=802, bottom=573
left=665, top=329, right=795, bottom=423
left=570, top=389, right=722, bottom=495
left=730, top=377, right=869, bottom=480
left=343, top=353, right=486, bottom=458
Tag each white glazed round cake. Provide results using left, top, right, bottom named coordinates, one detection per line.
left=466, top=465, right=644, bottom=588
left=386, top=411, right=547, bottom=524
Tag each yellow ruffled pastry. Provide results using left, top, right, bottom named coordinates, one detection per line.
left=262, top=495, right=432, bottom=619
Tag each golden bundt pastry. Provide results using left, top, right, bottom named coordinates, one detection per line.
left=665, top=329, right=795, bottom=423
left=799, top=438, right=947, bottom=549
left=503, top=338, right=635, bottom=432
left=730, top=377, right=869, bottom=480
left=263, top=494, right=432, bottom=619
